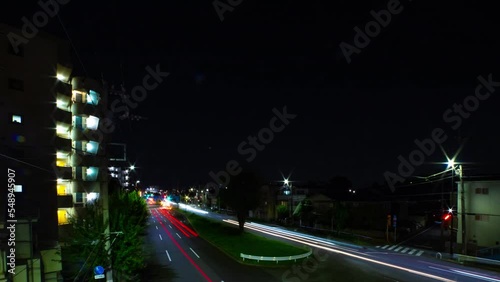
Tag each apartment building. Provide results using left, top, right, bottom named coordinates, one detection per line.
left=0, top=22, right=111, bottom=281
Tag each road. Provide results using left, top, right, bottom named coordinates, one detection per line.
left=398, top=222, right=449, bottom=252
left=175, top=203, right=500, bottom=282
left=145, top=206, right=279, bottom=282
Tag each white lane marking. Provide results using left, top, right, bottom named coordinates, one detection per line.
left=452, top=269, right=500, bottom=282
left=169, top=225, right=172, bottom=228
left=176, top=233, right=181, bottom=239
left=190, top=248, right=200, bottom=258
left=159, top=234, right=163, bottom=240
left=156, top=226, right=158, bottom=230
left=429, top=266, right=500, bottom=282
left=165, top=250, right=172, bottom=261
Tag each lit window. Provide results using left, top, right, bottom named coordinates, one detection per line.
left=56, top=123, right=71, bottom=139
left=72, top=90, right=87, bottom=103
left=87, top=90, right=100, bottom=105
left=85, top=167, right=99, bottom=181
left=57, top=209, right=69, bottom=225
left=86, top=141, right=99, bottom=155
left=57, top=184, right=67, bottom=195
left=86, top=116, right=99, bottom=130
left=56, top=96, right=71, bottom=111
left=56, top=73, right=67, bottom=82
left=14, top=185, right=22, bottom=192
left=87, top=192, right=98, bottom=203
left=11, top=114, right=22, bottom=124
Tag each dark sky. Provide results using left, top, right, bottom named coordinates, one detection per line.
left=3, top=1, right=500, bottom=189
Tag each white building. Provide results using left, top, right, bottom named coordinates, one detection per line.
left=457, top=177, right=500, bottom=254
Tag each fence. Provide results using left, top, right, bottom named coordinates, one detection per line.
left=240, top=249, right=312, bottom=263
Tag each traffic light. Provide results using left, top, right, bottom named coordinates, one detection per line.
left=443, top=214, right=451, bottom=221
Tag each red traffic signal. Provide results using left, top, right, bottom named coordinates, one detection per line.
left=443, top=214, right=451, bottom=221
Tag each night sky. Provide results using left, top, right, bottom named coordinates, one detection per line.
left=3, top=1, right=500, bottom=189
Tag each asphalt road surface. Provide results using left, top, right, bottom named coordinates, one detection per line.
left=145, top=205, right=500, bottom=281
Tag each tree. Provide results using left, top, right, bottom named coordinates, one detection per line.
left=276, top=205, right=288, bottom=221
left=293, top=199, right=314, bottom=226
left=63, top=190, right=149, bottom=281
left=333, top=202, right=349, bottom=235
left=219, top=169, right=261, bottom=232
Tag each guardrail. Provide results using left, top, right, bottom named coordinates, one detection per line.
left=455, top=254, right=500, bottom=266
left=241, top=249, right=312, bottom=263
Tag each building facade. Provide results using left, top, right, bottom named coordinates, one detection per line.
left=0, top=22, right=73, bottom=281
left=0, top=22, right=112, bottom=281
left=457, top=178, right=500, bottom=255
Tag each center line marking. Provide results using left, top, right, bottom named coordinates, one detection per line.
left=190, top=248, right=200, bottom=258
left=176, top=233, right=181, bottom=239
left=159, top=234, right=163, bottom=240
left=156, top=226, right=158, bottom=229
left=165, top=250, right=172, bottom=262
left=169, top=225, right=172, bottom=228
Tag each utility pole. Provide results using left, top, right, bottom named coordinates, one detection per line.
left=460, top=165, right=467, bottom=255
left=449, top=168, right=454, bottom=256
left=102, top=179, right=113, bottom=282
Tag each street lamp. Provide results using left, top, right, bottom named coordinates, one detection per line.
left=283, top=178, right=293, bottom=220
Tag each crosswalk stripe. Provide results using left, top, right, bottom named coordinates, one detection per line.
left=388, top=245, right=397, bottom=250
left=381, top=245, right=389, bottom=249
left=376, top=246, right=380, bottom=248
left=401, top=247, right=409, bottom=253
left=408, top=249, right=417, bottom=255
left=416, top=250, right=424, bottom=256
left=394, top=246, right=403, bottom=252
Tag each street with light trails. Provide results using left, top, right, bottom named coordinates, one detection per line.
left=185, top=204, right=500, bottom=282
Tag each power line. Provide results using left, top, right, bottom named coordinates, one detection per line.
left=56, top=14, right=88, bottom=77
left=0, top=152, right=52, bottom=173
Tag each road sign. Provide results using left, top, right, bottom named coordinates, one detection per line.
left=94, top=274, right=105, bottom=279
left=94, top=265, right=105, bottom=275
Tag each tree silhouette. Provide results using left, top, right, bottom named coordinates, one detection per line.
left=219, top=169, right=261, bottom=232
left=326, top=176, right=353, bottom=198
